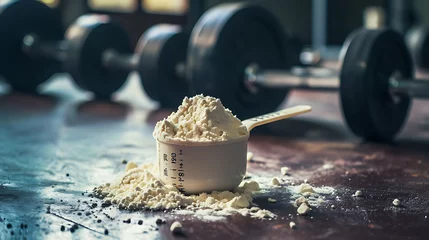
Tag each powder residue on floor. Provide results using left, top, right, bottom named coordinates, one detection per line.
left=94, top=162, right=276, bottom=220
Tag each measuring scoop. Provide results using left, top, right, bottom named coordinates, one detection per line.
left=156, top=105, right=312, bottom=194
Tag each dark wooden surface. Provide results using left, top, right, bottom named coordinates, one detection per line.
left=1, top=73, right=429, bottom=240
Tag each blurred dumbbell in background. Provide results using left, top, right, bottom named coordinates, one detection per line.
left=3, top=0, right=429, bottom=143
left=0, top=0, right=203, bottom=107
left=185, top=2, right=429, bottom=142
left=0, top=0, right=133, bottom=98
left=363, top=0, right=429, bottom=70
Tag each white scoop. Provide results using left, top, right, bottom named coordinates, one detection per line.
left=156, top=105, right=311, bottom=194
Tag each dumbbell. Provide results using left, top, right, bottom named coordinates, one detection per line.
left=0, top=0, right=132, bottom=98
left=103, top=24, right=189, bottom=107
left=361, top=6, right=429, bottom=71
left=0, top=0, right=189, bottom=106
left=186, top=3, right=429, bottom=142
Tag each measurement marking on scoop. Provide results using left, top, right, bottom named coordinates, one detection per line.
left=165, top=149, right=185, bottom=192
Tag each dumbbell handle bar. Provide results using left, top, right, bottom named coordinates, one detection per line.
left=22, top=34, right=67, bottom=62
left=245, top=65, right=429, bottom=99
left=102, top=50, right=139, bottom=71
left=22, top=34, right=139, bottom=71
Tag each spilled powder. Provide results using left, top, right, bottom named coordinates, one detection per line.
left=94, top=162, right=276, bottom=220
left=288, top=182, right=336, bottom=213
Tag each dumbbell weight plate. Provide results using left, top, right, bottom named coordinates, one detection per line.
left=187, top=3, right=291, bottom=119
left=65, top=15, right=132, bottom=99
left=339, top=28, right=361, bottom=65
left=137, top=24, right=189, bottom=108
left=0, top=0, right=63, bottom=91
left=405, top=26, right=429, bottom=69
left=340, top=29, right=413, bottom=141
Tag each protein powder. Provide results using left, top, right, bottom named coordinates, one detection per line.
left=153, top=95, right=249, bottom=143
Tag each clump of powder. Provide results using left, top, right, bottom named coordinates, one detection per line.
left=153, top=95, right=249, bottom=143
left=287, top=182, right=335, bottom=213
left=94, top=162, right=276, bottom=220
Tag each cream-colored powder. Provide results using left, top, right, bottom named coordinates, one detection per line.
left=295, top=183, right=316, bottom=194
left=246, top=152, right=254, bottom=161
left=297, top=203, right=311, bottom=215
left=94, top=162, right=276, bottom=220
left=270, top=177, right=281, bottom=186
left=280, top=167, right=290, bottom=175
left=288, top=183, right=335, bottom=209
left=294, top=196, right=308, bottom=207
left=252, top=209, right=276, bottom=219
left=170, top=221, right=183, bottom=233
left=392, top=198, right=401, bottom=206
left=354, top=190, right=362, bottom=197
left=153, top=95, right=249, bottom=143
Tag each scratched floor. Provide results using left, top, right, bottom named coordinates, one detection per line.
left=1, top=73, right=429, bottom=240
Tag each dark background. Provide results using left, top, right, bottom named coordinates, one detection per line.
left=47, top=0, right=429, bottom=48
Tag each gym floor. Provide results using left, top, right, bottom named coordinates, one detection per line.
left=1, top=69, right=428, bottom=239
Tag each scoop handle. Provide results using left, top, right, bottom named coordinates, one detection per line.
left=242, top=105, right=312, bottom=131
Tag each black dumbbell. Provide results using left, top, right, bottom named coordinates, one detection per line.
left=0, top=0, right=189, bottom=105
left=186, top=3, right=429, bottom=142
left=0, top=0, right=133, bottom=98
left=0, top=0, right=64, bottom=92
left=103, top=24, right=189, bottom=107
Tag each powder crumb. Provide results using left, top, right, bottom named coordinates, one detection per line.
left=268, top=198, right=277, bottom=203
left=170, top=221, right=183, bottom=234
left=425, top=216, right=427, bottom=219
left=302, top=192, right=312, bottom=197
left=392, top=199, right=401, bottom=206
left=289, top=222, right=296, bottom=229
left=280, top=167, right=290, bottom=175
left=297, top=203, right=311, bottom=215
left=304, top=179, right=308, bottom=183
left=331, top=205, right=335, bottom=208
left=322, top=163, right=334, bottom=170
left=237, top=180, right=260, bottom=192
left=247, top=152, right=254, bottom=161
left=250, top=207, right=260, bottom=213
left=294, top=196, right=308, bottom=207
left=153, top=95, right=249, bottom=143
left=252, top=209, right=276, bottom=219
left=227, top=196, right=250, bottom=208
left=125, top=162, right=138, bottom=171
left=295, top=183, right=316, bottom=194
left=271, top=177, right=281, bottom=186
left=354, top=190, right=362, bottom=197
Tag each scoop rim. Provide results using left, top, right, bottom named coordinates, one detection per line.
left=155, top=134, right=250, bottom=146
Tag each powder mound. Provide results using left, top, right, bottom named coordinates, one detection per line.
left=94, top=162, right=276, bottom=220
left=153, top=95, right=249, bottom=143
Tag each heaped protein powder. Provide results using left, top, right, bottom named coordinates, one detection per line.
left=153, top=95, right=249, bottom=143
